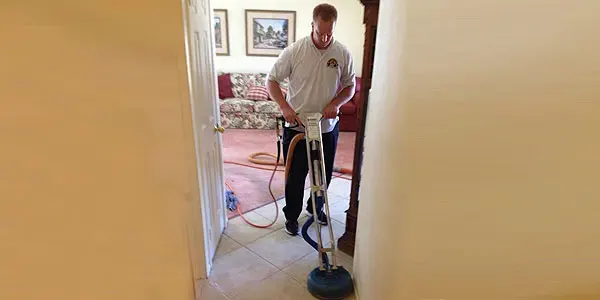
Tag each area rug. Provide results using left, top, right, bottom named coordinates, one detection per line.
left=222, top=129, right=355, bottom=218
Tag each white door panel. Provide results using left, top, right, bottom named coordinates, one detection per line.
left=183, top=0, right=225, bottom=277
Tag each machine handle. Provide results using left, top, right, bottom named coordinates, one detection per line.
left=278, top=112, right=341, bottom=129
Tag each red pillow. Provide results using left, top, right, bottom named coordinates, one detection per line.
left=246, top=84, right=270, bottom=101
left=217, top=73, right=234, bottom=99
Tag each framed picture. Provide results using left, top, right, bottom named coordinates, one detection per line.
left=245, top=10, right=296, bottom=57
left=213, top=9, right=230, bottom=56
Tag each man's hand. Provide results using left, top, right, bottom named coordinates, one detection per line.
left=323, top=85, right=355, bottom=119
left=268, top=80, right=302, bottom=125
left=281, top=104, right=302, bottom=125
left=322, top=102, right=340, bottom=119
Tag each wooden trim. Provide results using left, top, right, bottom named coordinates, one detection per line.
left=338, top=1, right=379, bottom=257
left=360, top=0, right=380, bottom=5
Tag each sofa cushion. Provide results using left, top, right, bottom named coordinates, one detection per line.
left=217, top=73, right=234, bottom=99
left=254, top=100, right=280, bottom=114
left=220, top=98, right=255, bottom=113
left=254, top=73, right=268, bottom=86
left=221, top=112, right=280, bottom=130
left=246, top=84, right=269, bottom=101
left=230, top=73, right=258, bottom=98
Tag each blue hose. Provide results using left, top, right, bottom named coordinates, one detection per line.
left=301, top=198, right=329, bottom=268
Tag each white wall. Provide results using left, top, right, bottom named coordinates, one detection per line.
left=0, top=1, right=199, bottom=299
left=354, top=0, right=600, bottom=299
left=211, top=0, right=365, bottom=76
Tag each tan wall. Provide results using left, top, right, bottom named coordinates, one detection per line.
left=354, top=0, right=600, bottom=299
left=0, top=1, right=199, bottom=299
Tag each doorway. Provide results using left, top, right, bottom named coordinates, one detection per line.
left=186, top=0, right=365, bottom=299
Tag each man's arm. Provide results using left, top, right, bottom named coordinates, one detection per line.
left=267, top=45, right=293, bottom=108
left=329, top=84, right=355, bottom=108
left=327, top=50, right=356, bottom=112
left=267, top=80, right=289, bottom=110
left=266, top=46, right=301, bottom=124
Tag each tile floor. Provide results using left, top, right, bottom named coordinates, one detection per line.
left=197, top=178, right=356, bottom=300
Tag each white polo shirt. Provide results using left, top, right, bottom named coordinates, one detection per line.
left=268, top=36, right=356, bottom=133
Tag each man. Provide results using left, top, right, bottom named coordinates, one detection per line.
left=266, top=3, right=356, bottom=236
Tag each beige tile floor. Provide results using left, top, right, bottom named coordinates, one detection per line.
left=197, top=178, right=356, bottom=300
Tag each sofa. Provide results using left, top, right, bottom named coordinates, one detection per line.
left=217, top=72, right=360, bottom=132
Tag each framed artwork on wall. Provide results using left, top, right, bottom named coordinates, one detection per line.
left=213, top=9, right=230, bottom=56
left=245, top=10, right=296, bottom=57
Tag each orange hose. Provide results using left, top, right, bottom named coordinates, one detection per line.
left=224, top=134, right=304, bottom=228
left=285, top=134, right=305, bottom=182
left=226, top=161, right=280, bottom=228
left=247, top=152, right=284, bottom=166
left=224, top=134, right=352, bottom=228
left=237, top=146, right=353, bottom=178
left=224, top=160, right=285, bottom=172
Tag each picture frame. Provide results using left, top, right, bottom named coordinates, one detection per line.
left=245, top=10, right=297, bottom=57
left=213, top=9, right=230, bottom=56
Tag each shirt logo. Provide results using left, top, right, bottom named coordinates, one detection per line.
left=326, top=58, right=338, bottom=68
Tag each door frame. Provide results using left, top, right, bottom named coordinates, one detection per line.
left=180, top=0, right=373, bottom=281
left=179, top=0, right=228, bottom=280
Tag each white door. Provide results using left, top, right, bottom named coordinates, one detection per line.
left=182, top=0, right=227, bottom=276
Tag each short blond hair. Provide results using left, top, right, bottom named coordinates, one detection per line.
left=313, top=3, right=338, bottom=22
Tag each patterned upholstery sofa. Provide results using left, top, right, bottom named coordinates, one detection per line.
left=217, top=72, right=285, bottom=130
left=217, top=72, right=360, bottom=131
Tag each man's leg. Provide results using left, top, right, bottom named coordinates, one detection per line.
left=282, top=128, right=309, bottom=235
left=323, top=122, right=340, bottom=187
left=305, top=122, right=340, bottom=223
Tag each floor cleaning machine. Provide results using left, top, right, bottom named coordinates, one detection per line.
left=223, top=113, right=354, bottom=299
left=287, top=112, right=355, bottom=300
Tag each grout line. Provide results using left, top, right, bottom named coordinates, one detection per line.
left=281, top=251, right=315, bottom=285
left=239, top=268, right=283, bottom=293
left=241, top=230, right=287, bottom=271
left=211, top=246, right=281, bottom=300
left=224, top=212, right=278, bottom=245
left=215, top=234, right=244, bottom=259
left=237, top=196, right=284, bottom=217
left=252, top=200, right=284, bottom=220
left=243, top=226, right=316, bottom=271
left=213, top=229, right=352, bottom=299
left=228, top=232, right=272, bottom=249
left=202, top=279, right=233, bottom=300
left=218, top=213, right=345, bottom=278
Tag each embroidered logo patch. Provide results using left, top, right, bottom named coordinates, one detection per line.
left=326, top=58, right=338, bottom=68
